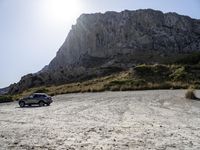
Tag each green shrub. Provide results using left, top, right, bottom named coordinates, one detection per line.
left=134, top=64, right=171, bottom=81
left=175, top=52, right=200, bottom=65
left=157, top=82, right=172, bottom=89
left=109, top=79, right=146, bottom=86
left=134, top=64, right=153, bottom=76
left=109, top=80, right=131, bottom=85
left=170, top=67, right=187, bottom=81
left=34, top=88, right=49, bottom=93
left=0, top=95, right=13, bottom=103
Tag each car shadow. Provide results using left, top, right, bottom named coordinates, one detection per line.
left=194, top=97, right=200, bottom=101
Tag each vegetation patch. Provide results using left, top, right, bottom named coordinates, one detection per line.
left=175, top=52, right=200, bottom=65
left=134, top=64, right=171, bottom=82
left=170, top=66, right=187, bottom=81
left=11, top=64, right=200, bottom=100
left=0, top=95, right=13, bottom=103
left=34, top=88, right=49, bottom=93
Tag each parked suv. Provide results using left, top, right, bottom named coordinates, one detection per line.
left=19, top=93, right=52, bottom=107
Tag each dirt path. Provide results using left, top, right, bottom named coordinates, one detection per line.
left=0, top=90, right=200, bottom=150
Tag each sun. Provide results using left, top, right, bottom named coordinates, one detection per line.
left=43, top=0, right=82, bottom=24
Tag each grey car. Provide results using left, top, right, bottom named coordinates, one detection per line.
left=19, top=93, right=52, bottom=107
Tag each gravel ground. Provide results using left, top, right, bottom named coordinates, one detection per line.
left=0, top=90, right=200, bottom=150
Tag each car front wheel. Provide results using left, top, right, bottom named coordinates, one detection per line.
left=19, top=101, right=25, bottom=108
left=39, top=101, right=45, bottom=107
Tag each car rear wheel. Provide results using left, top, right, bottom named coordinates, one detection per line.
left=19, top=101, right=25, bottom=108
left=39, top=101, right=45, bottom=107
left=47, top=103, right=50, bottom=106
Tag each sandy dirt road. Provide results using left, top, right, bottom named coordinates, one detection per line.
left=0, top=90, right=200, bottom=150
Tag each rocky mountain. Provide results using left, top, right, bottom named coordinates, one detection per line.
left=9, top=9, right=200, bottom=94
left=0, top=87, right=9, bottom=95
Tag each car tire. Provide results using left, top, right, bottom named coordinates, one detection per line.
left=39, top=101, right=45, bottom=107
left=47, top=103, right=50, bottom=106
left=19, top=101, right=25, bottom=108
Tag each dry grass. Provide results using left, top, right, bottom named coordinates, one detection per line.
left=185, top=89, right=197, bottom=100
left=12, top=65, right=200, bottom=100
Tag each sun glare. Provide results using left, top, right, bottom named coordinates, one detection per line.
left=43, top=0, right=82, bottom=24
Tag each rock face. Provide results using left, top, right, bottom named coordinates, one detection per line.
left=9, top=9, right=200, bottom=94
left=0, top=87, right=9, bottom=95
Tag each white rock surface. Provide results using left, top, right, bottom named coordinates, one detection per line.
left=0, top=90, right=200, bottom=149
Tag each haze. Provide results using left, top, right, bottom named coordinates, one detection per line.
left=0, top=0, right=200, bottom=88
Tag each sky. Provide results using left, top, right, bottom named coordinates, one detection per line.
left=0, top=0, right=200, bottom=88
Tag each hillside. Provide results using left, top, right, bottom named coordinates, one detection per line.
left=9, top=9, right=200, bottom=94
left=12, top=64, right=200, bottom=100
left=0, top=87, right=9, bottom=95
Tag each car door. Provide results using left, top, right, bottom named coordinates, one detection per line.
left=32, top=94, right=40, bottom=104
left=37, top=95, right=45, bottom=103
left=26, top=95, right=34, bottom=104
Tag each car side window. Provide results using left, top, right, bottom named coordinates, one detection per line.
left=33, top=95, right=38, bottom=98
left=31, top=94, right=47, bottom=99
left=36, top=95, right=44, bottom=98
left=29, top=95, right=33, bottom=99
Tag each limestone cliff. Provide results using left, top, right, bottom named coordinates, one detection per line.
left=9, top=9, right=200, bottom=94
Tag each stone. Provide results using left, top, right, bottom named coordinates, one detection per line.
left=8, top=9, right=200, bottom=94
